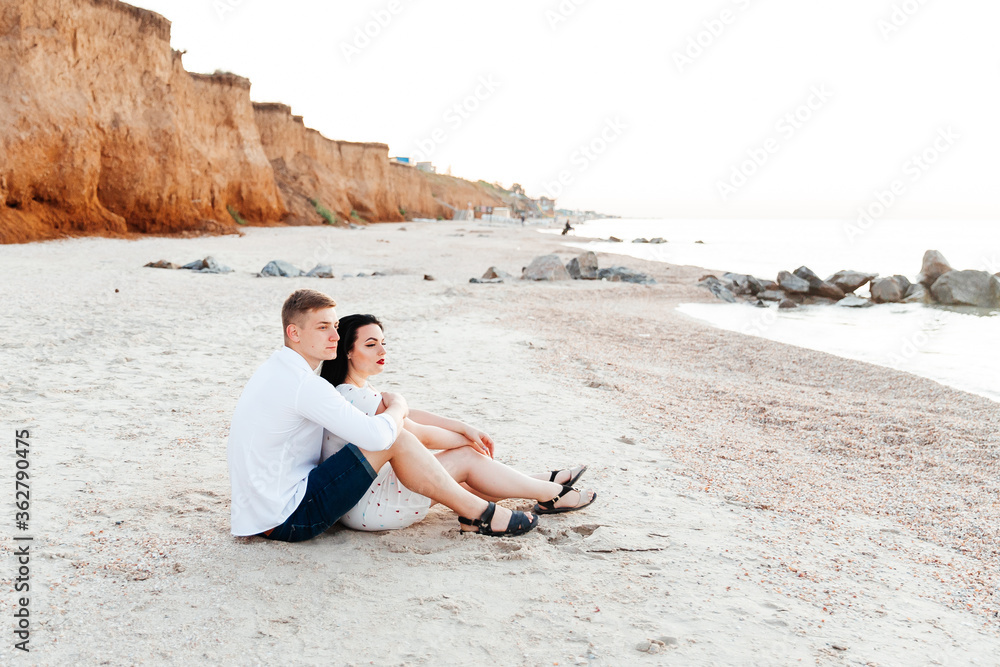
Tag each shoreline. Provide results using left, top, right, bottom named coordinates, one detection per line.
left=2, top=223, right=998, bottom=664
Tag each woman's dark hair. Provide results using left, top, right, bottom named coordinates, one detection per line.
left=320, top=314, right=383, bottom=387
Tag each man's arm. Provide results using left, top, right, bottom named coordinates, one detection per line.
left=297, top=378, right=403, bottom=451
left=378, top=391, right=408, bottom=435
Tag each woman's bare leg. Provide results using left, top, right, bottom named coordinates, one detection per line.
left=437, top=447, right=595, bottom=508
left=359, top=431, right=531, bottom=532
left=405, top=419, right=470, bottom=450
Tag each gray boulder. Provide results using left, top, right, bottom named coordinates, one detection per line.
left=870, top=277, right=903, bottom=303
left=837, top=294, right=873, bottom=308
left=758, top=289, right=785, bottom=302
left=566, top=252, right=599, bottom=280
left=469, top=277, right=504, bottom=284
left=698, top=276, right=737, bottom=303
left=632, top=238, right=649, bottom=244
left=902, top=283, right=929, bottom=304
left=523, top=255, right=571, bottom=281
left=306, top=264, right=335, bottom=278
left=259, top=260, right=304, bottom=277
left=649, top=237, right=667, bottom=244
left=892, top=275, right=912, bottom=296
left=180, top=256, right=233, bottom=274
left=793, top=266, right=844, bottom=300
left=917, top=250, right=953, bottom=287
left=778, top=299, right=798, bottom=309
left=825, top=270, right=877, bottom=293
left=930, top=270, right=1000, bottom=308
left=777, top=271, right=810, bottom=293
left=598, top=266, right=656, bottom=284
left=758, top=278, right=779, bottom=291
left=608, top=236, right=624, bottom=243
left=723, top=272, right=764, bottom=296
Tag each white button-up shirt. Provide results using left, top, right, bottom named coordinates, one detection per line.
left=227, top=346, right=398, bottom=536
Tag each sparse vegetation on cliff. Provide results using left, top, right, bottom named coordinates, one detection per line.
left=309, top=198, right=338, bottom=226
left=227, top=205, right=247, bottom=226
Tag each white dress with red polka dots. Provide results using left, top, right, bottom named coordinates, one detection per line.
left=322, top=383, right=432, bottom=531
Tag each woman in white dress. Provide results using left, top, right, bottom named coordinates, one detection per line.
left=320, top=314, right=597, bottom=532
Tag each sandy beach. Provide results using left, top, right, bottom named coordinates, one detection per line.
left=2, top=222, right=998, bottom=665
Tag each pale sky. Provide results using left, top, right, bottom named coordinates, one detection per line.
left=132, top=0, right=999, bottom=220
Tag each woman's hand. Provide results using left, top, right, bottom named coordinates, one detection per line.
left=461, top=425, right=495, bottom=458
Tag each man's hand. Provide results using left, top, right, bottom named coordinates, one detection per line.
left=461, top=425, right=495, bottom=458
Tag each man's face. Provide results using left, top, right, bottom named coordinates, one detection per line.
left=287, top=307, right=340, bottom=368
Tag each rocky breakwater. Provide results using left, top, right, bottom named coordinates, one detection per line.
left=699, top=250, right=1000, bottom=310
left=0, top=0, right=287, bottom=243
left=470, top=251, right=655, bottom=284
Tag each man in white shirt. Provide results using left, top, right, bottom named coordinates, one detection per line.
left=227, top=289, right=536, bottom=541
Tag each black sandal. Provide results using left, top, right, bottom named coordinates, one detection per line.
left=459, top=502, right=538, bottom=537
left=548, top=465, right=587, bottom=488
left=532, top=485, right=597, bottom=515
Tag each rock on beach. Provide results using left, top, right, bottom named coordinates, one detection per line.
left=825, top=270, right=877, bottom=294
left=599, top=266, right=656, bottom=284
left=523, top=255, right=571, bottom=281
left=777, top=271, right=810, bottom=294
left=566, top=252, right=599, bottom=280
left=870, top=277, right=903, bottom=303
left=259, top=260, right=304, bottom=277
left=917, top=250, right=953, bottom=287
left=930, top=270, right=1000, bottom=308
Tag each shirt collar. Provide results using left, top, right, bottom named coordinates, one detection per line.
left=279, top=346, right=323, bottom=374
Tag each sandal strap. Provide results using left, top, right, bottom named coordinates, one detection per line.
left=458, top=502, right=496, bottom=531
left=536, top=484, right=575, bottom=511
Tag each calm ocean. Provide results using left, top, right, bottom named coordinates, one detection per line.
left=546, top=219, right=1000, bottom=402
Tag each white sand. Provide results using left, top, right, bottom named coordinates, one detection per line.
left=1, top=223, right=998, bottom=665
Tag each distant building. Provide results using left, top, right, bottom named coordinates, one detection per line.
left=538, top=196, right=556, bottom=214
left=416, top=162, right=436, bottom=173
left=492, top=207, right=512, bottom=218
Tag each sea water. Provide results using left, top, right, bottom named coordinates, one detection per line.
left=546, top=219, right=1000, bottom=402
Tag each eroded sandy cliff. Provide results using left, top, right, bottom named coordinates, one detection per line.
left=0, top=0, right=509, bottom=244
left=0, top=0, right=286, bottom=243
left=253, top=103, right=505, bottom=225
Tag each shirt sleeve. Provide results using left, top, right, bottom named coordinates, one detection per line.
left=295, top=376, right=398, bottom=451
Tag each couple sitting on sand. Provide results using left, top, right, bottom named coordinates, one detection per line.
left=227, top=289, right=597, bottom=542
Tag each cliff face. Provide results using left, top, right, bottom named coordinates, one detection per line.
left=0, top=0, right=509, bottom=244
left=253, top=103, right=504, bottom=225
left=0, top=0, right=286, bottom=243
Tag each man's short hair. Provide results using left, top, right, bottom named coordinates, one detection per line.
left=281, top=289, right=337, bottom=332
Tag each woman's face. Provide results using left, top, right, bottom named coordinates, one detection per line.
left=348, top=324, right=387, bottom=378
